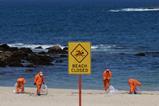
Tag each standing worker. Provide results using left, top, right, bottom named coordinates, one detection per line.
left=103, top=69, right=112, bottom=91
left=16, top=76, right=26, bottom=93
left=34, top=71, right=45, bottom=96
left=128, top=78, right=142, bottom=94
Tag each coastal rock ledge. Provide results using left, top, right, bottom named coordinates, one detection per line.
left=0, top=44, right=67, bottom=67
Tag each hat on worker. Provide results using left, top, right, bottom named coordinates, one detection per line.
left=106, top=68, right=110, bottom=71
left=39, top=71, right=43, bottom=76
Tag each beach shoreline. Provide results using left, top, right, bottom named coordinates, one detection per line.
left=0, top=86, right=159, bottom=106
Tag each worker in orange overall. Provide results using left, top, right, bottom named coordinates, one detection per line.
left=34, top=71, right=44, bottom=96
left=128, top=78, right=142, bottom=94
left=16, top=76, right=26, bottom=93
left=103, top=69, right=112, bottom=91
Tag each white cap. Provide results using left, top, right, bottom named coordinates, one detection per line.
left=106, top=69, right=110, bottom=71
left=39, top=71, right=43, bottom=76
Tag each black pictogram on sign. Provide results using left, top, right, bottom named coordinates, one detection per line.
left=71, top=44, right=88, bottom=63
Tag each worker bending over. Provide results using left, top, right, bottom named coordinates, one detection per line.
left=128, top=78, right=142, bottom=94
left=103, top=69, right=112, bottom=91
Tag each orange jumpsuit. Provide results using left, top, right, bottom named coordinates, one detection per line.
left=103, top=70, right=112, bottom=91
left=16, top=77, right=26, bottom=93
left=128, top=79, right=142, bottom=94
left=34, top=73, right=44, bottom=95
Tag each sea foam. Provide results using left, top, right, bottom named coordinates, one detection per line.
left=109, top=8, right=159, bottom=12
left=7, top=43, right=126, bottom=53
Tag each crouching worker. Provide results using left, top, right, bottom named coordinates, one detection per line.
left=16, top=76, right=26, bottom=93
left=128, top=78, right=142, bottom=94
left=103, top=69, right=112, bottom=91
left=34, top=71, right=44, bottom=96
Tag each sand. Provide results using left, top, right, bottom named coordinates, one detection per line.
left=0, top=87, right=159, bottom=106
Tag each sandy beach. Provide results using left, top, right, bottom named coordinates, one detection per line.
left=0, top=87, right=159, bottom=106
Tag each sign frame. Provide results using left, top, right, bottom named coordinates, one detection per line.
left=68, top=42, right=91, bottom=75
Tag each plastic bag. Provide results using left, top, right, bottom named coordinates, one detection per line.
left=40, top=84, right=48, bottom=95
left=107, top=85, right=118, bottom=94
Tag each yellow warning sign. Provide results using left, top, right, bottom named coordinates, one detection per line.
left=68, top=42, right=91, bottom=75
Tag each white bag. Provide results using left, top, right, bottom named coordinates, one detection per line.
left=108, top=85, right=118, bottom=94
left=41, top=84, right=48, bottom=95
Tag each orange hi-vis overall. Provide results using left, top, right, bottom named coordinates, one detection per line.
left=103, top=70, right=112, bottom=91
left=16, top=77, right=26, bottom=93
left=128, top=79, right=142, bottom=94
left=34, top=73, right=44, bottom=94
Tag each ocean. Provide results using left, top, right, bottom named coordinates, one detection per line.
left=0, top=1, right=159, bottom=91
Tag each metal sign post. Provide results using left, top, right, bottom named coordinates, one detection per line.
left=79, top=75, right=82, bottom=106
left=68, top=42, right=91, bottom=106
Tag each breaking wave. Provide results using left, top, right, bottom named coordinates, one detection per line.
left=8, top=43, right=65, bottom=52
left=109, top=8, right=159, bottom=12
left=7, top=43, right=127, bottom=53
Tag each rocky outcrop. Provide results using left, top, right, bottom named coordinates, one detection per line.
left=0, top=51, right=22, bottom=67
left=47, top=45, right=68, bottom=54
left=0, top=44, right=10, bottom=51
left=63, top=47, right=68, bottom=54
left=48, top=45, right=63, bottom=54
left=19, top=48, right=33, bottom=54
left=0, top=44, right=18, bottom=51
left=35, top=46, right=43, bottom=49
left=27, top=54, right=53, bottom=65
left=0, top=44, right=68, bottom=67
left=135, top=52, right=159, bottom=57
left=135, top=52, right=146, bottom=56
left=0, top=44, right=54, bottom=67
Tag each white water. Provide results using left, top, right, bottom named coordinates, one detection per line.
left=6, top=43, right=129, bottom=53
left=8, top=43, right=63, bottom=49
left=7, top=43, right=120, bottom=51
left=109, top=8, right=159, bottom=12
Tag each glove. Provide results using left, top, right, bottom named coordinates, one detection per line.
left=34, top=83, right=36, bottom=85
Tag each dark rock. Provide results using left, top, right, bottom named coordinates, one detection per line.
left=62, top=47, right=68, bottom=54
left=13, top=50, right=28, bottom=59
left=9, top=47, right=19, bottom=51
left=24, top=63, right=35, bottom=67
left=35, top=46, right=43, bottom=49
left=0, top=51, right=12, bottom=61
left=135, top=52, right=146, bottom=56
left=0, top=49, right=53, bottom=67
left=8, top=62, right=23, bottom=67
left=0, top=44, right=18, bottom=51
left=38, top=51, right=47, bottom=55
left=0, top=44, right=67, bottom=67
left=6, top=55, right=23, bottom=67
left=0, top=61, right=6, bottom=67
left=48, top=45, right=63, bottom=54
left=19, top=48, right=33, bottom=54
left=0, top=44, right=10, bottom=51
left=27, top=54, right=53, bottom=65
left=0, top=51, right=23, bottom=67
left=60, top=54, right=68, bottom=58
left=135, top=52, right=159, bottom=57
